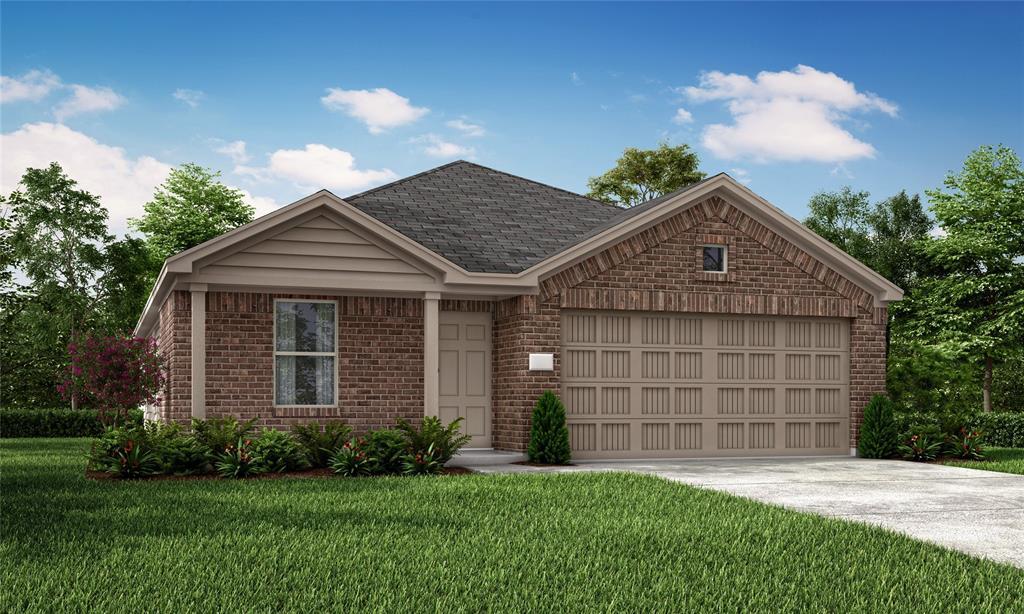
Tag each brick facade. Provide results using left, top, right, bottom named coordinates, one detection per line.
left=154, top=195, right=888, bottom=452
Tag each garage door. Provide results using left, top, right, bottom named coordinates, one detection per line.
left=561, top=311, right=849, bottom=459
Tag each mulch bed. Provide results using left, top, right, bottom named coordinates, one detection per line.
left=85, top=465, right=474, bottom=481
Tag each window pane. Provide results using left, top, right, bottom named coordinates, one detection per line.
left=703, top=246, right=725, bottom=272
left=275, top=302, right=335, bottom=352
left=275, top=355, right=335, bottom=405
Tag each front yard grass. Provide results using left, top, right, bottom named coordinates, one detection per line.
left=2, top=438, right=1022, bottom=612
left=942, top=447, right=1024, bottom=476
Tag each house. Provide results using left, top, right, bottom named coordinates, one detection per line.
left=135, top=161, right=902, bottom=459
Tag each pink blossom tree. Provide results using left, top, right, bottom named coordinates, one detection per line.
left=59, top=336, right=164, bottom=424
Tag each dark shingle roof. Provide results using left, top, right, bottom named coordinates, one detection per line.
left=346, top=161, right=622, bottom=273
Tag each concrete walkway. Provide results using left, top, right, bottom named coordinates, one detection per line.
left=457, top=455, right=1024, bottom=568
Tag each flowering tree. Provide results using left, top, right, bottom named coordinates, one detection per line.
left=59, top=336, right=164, bottom=424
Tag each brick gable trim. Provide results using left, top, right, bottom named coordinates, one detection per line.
left=540, top=195, right=879, bottom=312
left=559, top=288, right=857, bottom=318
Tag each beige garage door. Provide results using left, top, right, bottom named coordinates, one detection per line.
left=561, top=311, right=849, bottom=459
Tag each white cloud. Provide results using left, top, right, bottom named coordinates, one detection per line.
left=321, top=87, right=428, bottom=134
left=237, top=189, right=279, bottom=218
left=1, top=69, right=61, bottom=103
left=570, top=72, right=583, bottom=85
left=411, top=134, right=474, bottom=159
left=53, top=84, right=124, bottom=121
left=255, top=144, right=396, bottom=191
left=212, top=139, right=250, bottom=164
left=672, top=107, right=694, bottom=125
left=1, top=123, right=170, bottom=234
left=446, top=117, right=486, bottom=137
left=173, top=88, right=205, bottom=108
left=683, top=65, right=898, bottom=163
left=729, top=168, right=751, bottom=184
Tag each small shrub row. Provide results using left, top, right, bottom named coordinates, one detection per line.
left=87, top=416, right=471, bottom=480
left=1, top=407, right=143, bottom=438
left=859, top=395, right=987, bottom=462
left=968, top=412, right=1024, bottom=448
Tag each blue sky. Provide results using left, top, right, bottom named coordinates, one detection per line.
left=2, top=2, right=1022, bottom=234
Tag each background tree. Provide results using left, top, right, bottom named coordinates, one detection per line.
left=4, top=163, right=110, bottom=408
left=130, top=163, right=254, bottom=281
left=96, top=237, right=159, bottom=334
left=586, top=143, right=705, bottom=207
left=804, top=186, right=874, bottom=267
left=898, top=145, right=1023, bottom=412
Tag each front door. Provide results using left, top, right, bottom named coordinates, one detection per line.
left=438, top=311, right=492, bottom=448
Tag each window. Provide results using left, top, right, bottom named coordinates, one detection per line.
left=703, top=245, right=727, bottom=272
left=274, top=301, right=336, bottom=406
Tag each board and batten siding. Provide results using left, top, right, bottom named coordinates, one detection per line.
left=193, top=214, right=439, bottom=288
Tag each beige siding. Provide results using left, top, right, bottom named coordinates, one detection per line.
left=195, top=215, right=437, bottom=285
left=562, top=311, right=850, bottom=459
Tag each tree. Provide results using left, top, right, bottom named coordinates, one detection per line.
left=804, top=187, right=934, bottom=292
left=586, top=143, right=705, bottom=207
left=5, top=163, right=111, bottom=408
left=96, top=237, right=159, bottom=334
left=804, top=187, right=874, bottom=266
left=59, top=336, right=164, bottom=424
left=129, top=163, right=254, bottom=279
left=902, top=145, right=1024, bottom=412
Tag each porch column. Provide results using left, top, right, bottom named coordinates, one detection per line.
left=190, top=284, right=207, bottom=420
left=423, top=291, right=440, bottom=418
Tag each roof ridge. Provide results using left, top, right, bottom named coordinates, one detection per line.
left=452, top=160, right=622, bottom=211
left=344, top=160, right=465, bottom=200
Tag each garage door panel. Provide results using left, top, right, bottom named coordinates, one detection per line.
left=563, top=310, right=850, bottom=459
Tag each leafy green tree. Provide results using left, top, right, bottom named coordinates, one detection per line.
left=586, top=143, right=705, bottom=207
left=901, top=145, right=1024, bottom=412
left=4, top=163, right=111, bottom=408
left=865, top=191, right=934, bottom=291
left=130, top=163, right=254, bottom=278
left=97, top=237, right=159, bottom=334
left=804, top=187, right=875, bottom=267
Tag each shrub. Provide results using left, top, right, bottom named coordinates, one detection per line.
left=364, top=429, right=408, bottom=474
left=144, top=422, right=213, bottom=475
left=527, top=391, right=571, bottom=465
left=329, top=439, right=374, bottom=477
left=88, top=427, right=160, bottom=478
left=947, top=428, right=985, bottom=460
left=857, top=395, right=899, bottom=459
left=898, top=434, right=944, bottom=462
left=396, top=416, right=471, bottom=465
left=401, top=443, right=443, bottom=476
left=192, top=416, right=257, bottom=455
left=291, top=421, right=352, bottom=468
left=216, top=437, right=262, bottom=479
left=893, top=410, right=976, bottom=443
left=59, top=336, right=165, bottom=424
left=1, top=408, right=105, bottom=437
left=249, top=429, right=309, bottom=473
left=969, top=413, right=1024, bottom=448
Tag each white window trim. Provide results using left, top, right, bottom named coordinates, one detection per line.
left=702, top=244, right=728, bottom=274
left=272, top=298, right=339, bottom=408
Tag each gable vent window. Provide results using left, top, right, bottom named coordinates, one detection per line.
left=274, top=300, right=336, bottom=406
left=703, top=245, right=727, bottom=273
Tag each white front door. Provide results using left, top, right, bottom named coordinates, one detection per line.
left=438, top=311, right=492, bottom=447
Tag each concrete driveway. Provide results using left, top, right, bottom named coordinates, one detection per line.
left=463, top=456, right=1024, bottom=568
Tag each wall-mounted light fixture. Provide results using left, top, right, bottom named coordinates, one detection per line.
left=528, top=353, right=554, bottom=371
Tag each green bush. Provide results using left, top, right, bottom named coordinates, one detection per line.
left=893, top=410, right=976, bottom=442
left=191, top=416, right=257, bottom=455
left=144, top=422, right=212, bottom=475
left=363, top=429, right=408, bottom=474
left=969, top=413, right=1024, bottom=448
left=527, top=391, right=571, bottom=465
left=88, top=426, right=161, bottom=478
left=401, top=444, right=443, bottom=475
left=898, top=433, right=944, bottom=462
left=291, top=421, right=351, bottom=468
left=0, top=407, right=142, bottom=438
left=329, top=439, right=374, bottom=477
left=396, top=416, right=471, bottom=465
left=947, top=428, right=985, bottom=460
left=249, top=429, right=309, bottom=473
left=216, top=437, right=262, bottom=479
left=858, top=396, right=898, bottom=459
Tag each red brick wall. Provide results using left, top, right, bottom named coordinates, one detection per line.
left=157, top=291, right=191, bottom=424
left=159, top=292, right=424, bottom=432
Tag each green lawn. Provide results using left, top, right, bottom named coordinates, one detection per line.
left=2, top=439, right=1022, bottom=612
left=943, top=447, right=1024, bottom=476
